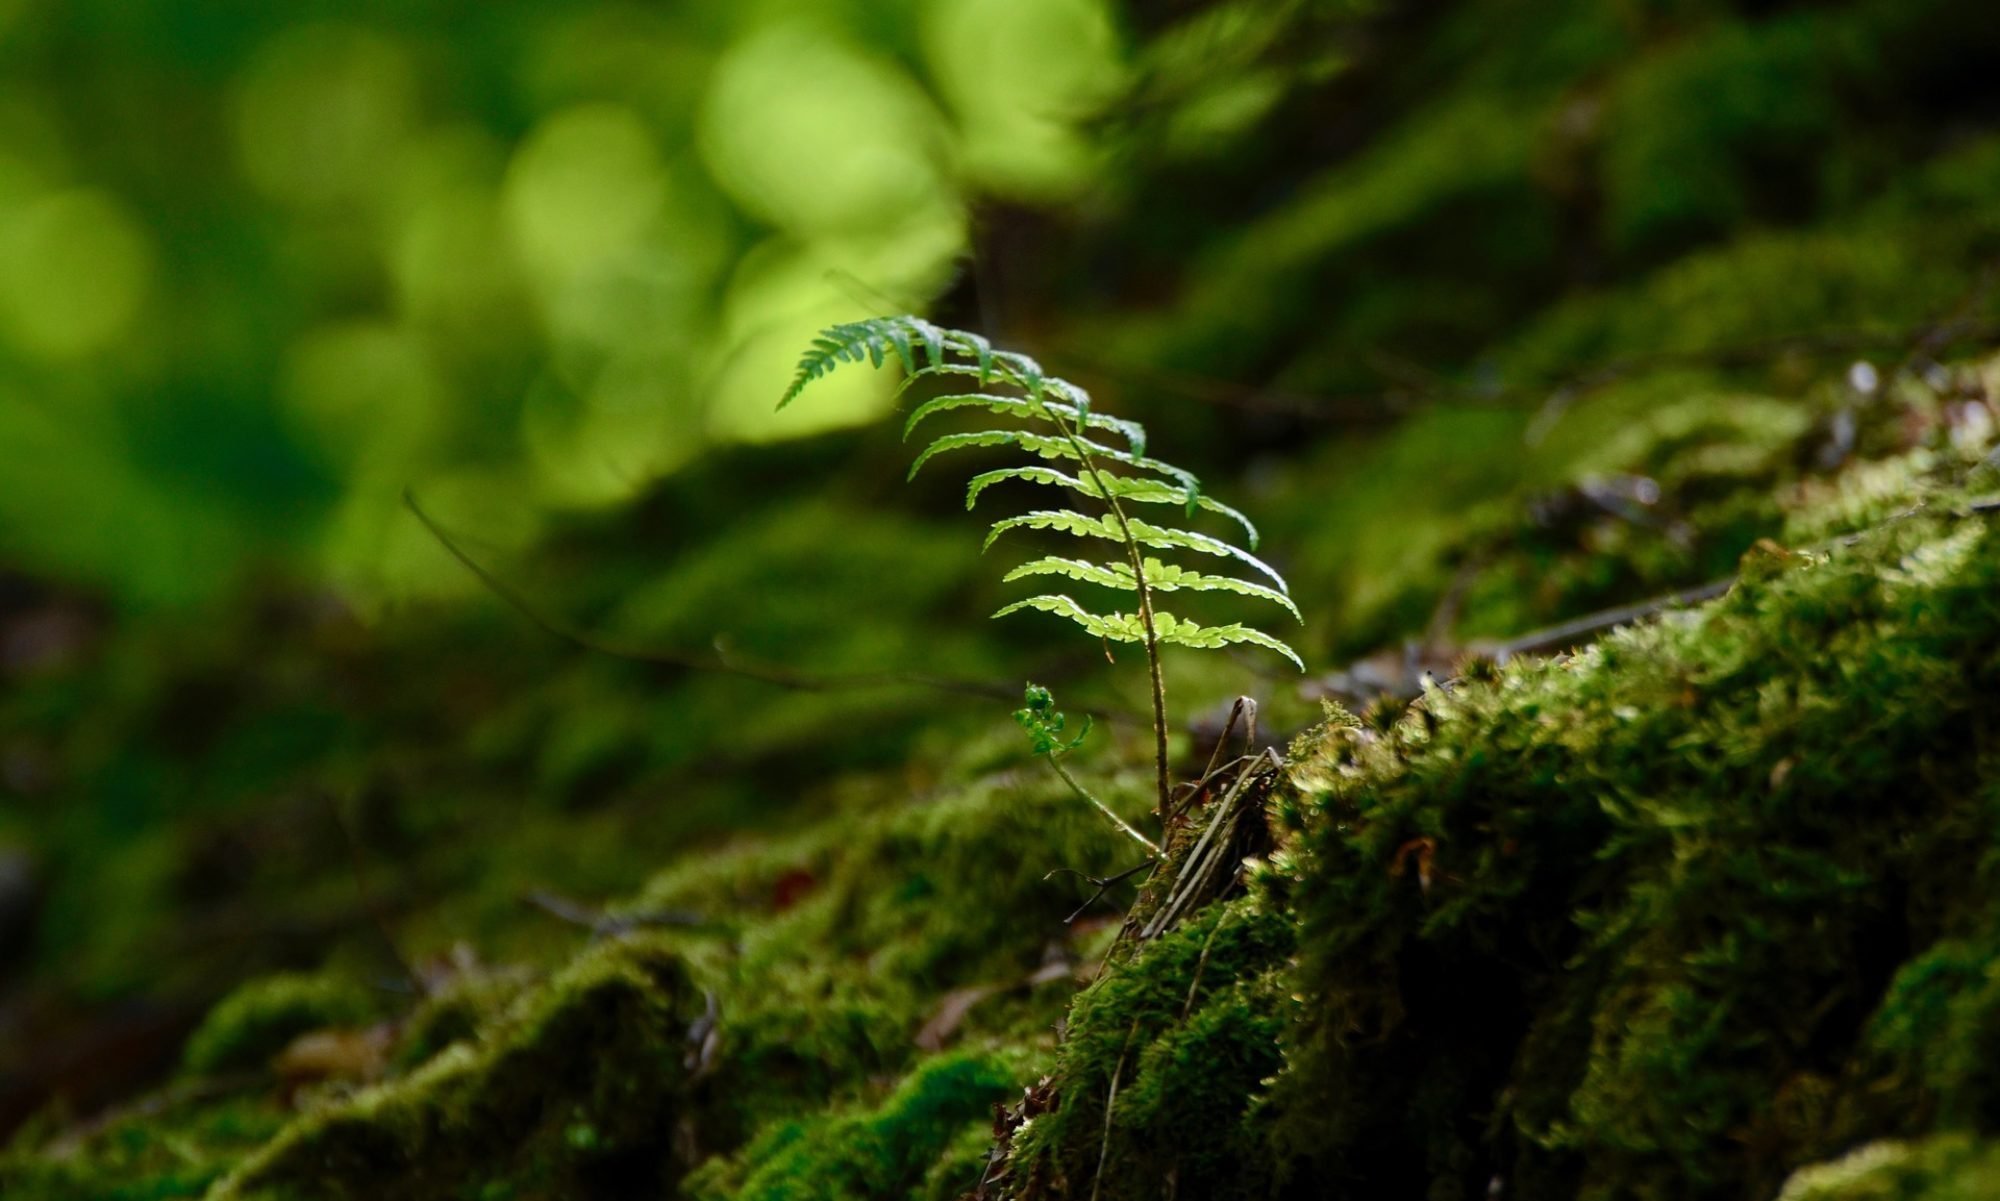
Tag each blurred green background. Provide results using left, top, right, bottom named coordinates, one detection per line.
left=5, top=0, right=2000, bottom=1148
left=0, top=0, right=1119, bottom=604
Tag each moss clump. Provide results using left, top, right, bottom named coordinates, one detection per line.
left=688, top=1050, right=1025, bottom=1201
left=209, top=934, right=701, bottom=1201
left=1779, top=1136, right=2000, bottom=1201
left=1003, top=900, right=1295, bottom=1199
left=0, top=1092, right=284, bottom=1201
left=1273, top=496, right=2000, bottom=1199
left=181, top=971, right=390, bottom=1078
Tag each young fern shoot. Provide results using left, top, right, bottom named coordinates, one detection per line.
left=780, top=316, right=1302, bottom=821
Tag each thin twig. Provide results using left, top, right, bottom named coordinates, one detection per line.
left=405, top=487, right=1057, bottom=711
left=1144, top=748, right=1281, bottom=940
left=321, top=790, right=423, bottom=998
left=1091, top=1020, right=1141, bottom=1201
left=523, top=890, right=706, bottom=938
left=1046, top=860, right=1159, bottom=924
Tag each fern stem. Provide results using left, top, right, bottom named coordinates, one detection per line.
left=1047, top=755, right=1161, bottom=857
left=1042, top=409, right=1173, bottom=821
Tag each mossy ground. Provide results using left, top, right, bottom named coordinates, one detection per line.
left=11, top=344, right=2000, bottom=1198
left=9, top=3, right=2000, bottom=1196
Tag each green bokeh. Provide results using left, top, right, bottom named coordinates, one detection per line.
left=0, top=0, right=1124, bottom=605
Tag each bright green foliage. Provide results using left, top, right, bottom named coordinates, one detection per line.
left=781, top=316, right=1302, bottom=673
left=1014, top=684, right=1091, bottom=757
left=993, top=598, right=1303, bottom=671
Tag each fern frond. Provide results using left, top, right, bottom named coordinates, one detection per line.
left=780, top=315, right=953, bottom=409
left=963, top=467, right=1255, bottom=545
left=993, top=595, right=1303, bottom=671
left=1001, top=557, right=1300, bottom=621
left=781, top=315, right=1308, bottom=688
left=983, top=510, right=1287, bottom=590
left=902, top=394, right=1147, bottom=454
left=911, top=429, right=1200, bottom=497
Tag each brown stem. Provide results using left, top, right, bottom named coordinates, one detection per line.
left=1042, top=409, right=1173, bottom=820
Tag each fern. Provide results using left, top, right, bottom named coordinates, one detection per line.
left=781, top=315, right=1302, bottom=819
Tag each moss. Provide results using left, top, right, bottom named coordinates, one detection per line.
left=18, top=760, right=1144, bottom=1201
left=1595, top=8, right=1854, bottom=259
left=1273, top=486, right=2000, bottom=1199
left=689, top=1050, right=1026, bottom=1201
left=1502, top=134, right=2000, bottom=384
left=389, top=964, right=534, bottom=1072
left=209, top=933, right=701, bottom=1201
left=658, top=767, right=1148, bottom=1153
left=1003, top=900, right=1295, bottom=1200
left=180, top=971, right=390, bottom=1078
left=0, top=1092, right=284, bottom=1201
left=1779, top=1136, right=2000, bottom=1201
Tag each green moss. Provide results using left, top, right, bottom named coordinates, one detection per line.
left=1273, top=487, right=2000, bottom=1199
left=690, top=1050, right=1025, bottom=1201
left=1779, top=1137, right=2000, bottom=1201
left=0, top=1092, right=284, bottom=1201
left=18, top=759, right=1144, bottom=1201
left=181, top=971, right=390, bottom=1078
left=389, top=965, right=533, bottom=1072
left=655, top=766, right=1149, bottom=1151
left=210, top=934, right=701, bottom=1201
left=1003, top=900, right=1295, bottom=1200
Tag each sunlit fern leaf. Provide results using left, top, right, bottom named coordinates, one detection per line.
left=882, top=322, right=916, bottom=374
left=1150, top=611, right=1304, bottom=671
left=993, top=349, right=1045, bottom=404
left=983, top=510, right=1287, bottom=590
left=992, top=593, right=1139, bottom=641
left=911, top=429, right=1200, bottom=497
left=963, top=467, right=1253, bottom=545
left=902, top=394, right=1147, bottom=454
left=1002, top=556, right=1133, bottom=592
left=947, top=329, right=994, bottom=385
left=780, top=316, right=952, bottom=409
left=994, top=595, right=1304, bottom=671
left=1001, top=557, right=1300, bottom=621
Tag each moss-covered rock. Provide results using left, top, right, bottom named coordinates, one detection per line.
left=210, top=934, right=701, bottom=1201
left=1269, top=497, right=2000, bottom=1199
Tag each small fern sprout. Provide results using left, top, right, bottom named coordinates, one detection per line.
left=780, top=315, right=1303, bottom=820
left=1015, top=684, right=1158, bottom=857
